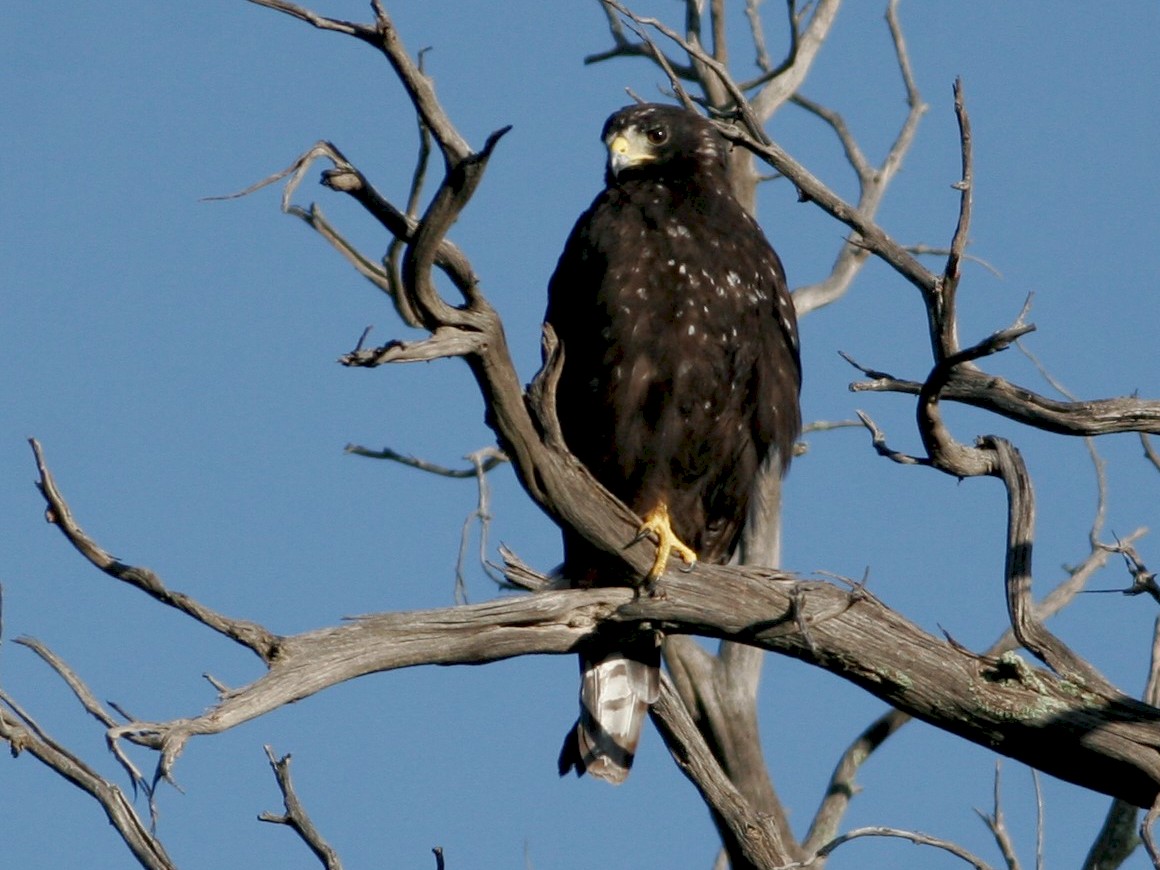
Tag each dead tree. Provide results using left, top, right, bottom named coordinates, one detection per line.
left=4, top=2, right=1160, bottom=869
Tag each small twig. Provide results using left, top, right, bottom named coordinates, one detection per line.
left=584, top=0, right=698, bottom=79
left=601, top=0, right=768, bottom=141
left=1032, top=769, right=1045, bottom=870
left=454, top=448, right=513, bottom=602
left=789, top=93, right=871, bottom=182
left=743, top=0, right=774, bottom=73
left=1098, top=537, right=1160, bottom=603
left=1016, top=338, right=1109, bottom=546
left=343, top=444, right=507, bottom=478
left=497, top=545, right=553, bottom=592
left=854, top=410, right=930, bottom=467
left=781, top=825, right=998, bottom=870
left=259, top=746, right=344, bottom=870
left=904, top=244, right=1002, bottom=278
left=616, top=12, right=698, bottom=112
left=800, top=418, right=861, bottom=435
left=974, top=762, right=1021, bottom=870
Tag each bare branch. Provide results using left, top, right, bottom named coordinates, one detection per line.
left=743, top=0, right=775, bottom=74
left=340, top=326, right=486, bottom=367
left=905, top=243, right=1002, bottom=278
left=854, top=410, right=930, bottom=467
left=584, top=0, right=698, bottom=79
left=1033, top=770, right=1045, bottom=870
left=728, top=122, right=937, bottom=296
left=802, top=707, right=910, bottom=851
left=1142, top=434, right=1160, bottom=474
left=1142, top=800, right=1160, bottom=868
left=1084, top=619, right=1160, bottom=868
left=1083, top=798, right=1143, bottom=870
left=14, top=636, right=150, bottom=795
left=343, top=444, right=507, bottom=478
left=1101, top=539, right=1160, bottom=604
left=29, top=438, right=280, bottom=662
left=850, top=366, right=1160, bottom=437
left=987, top=437, right=1117, bottom=692
left=651, top=676, right=800, bottom=866
left=785, top=825, right=999, bottom=870
left=1016, top=339, right=1111, bottom=547
left=868, top=307, right=1113, bottom=692
left=0, top=700, right=177, bottom=870
left=975, top=762, right=1022, bottom=870
left=916, top=321, right=1036, bottom=478
left=259, top=747, right=345, bottom=870
left=937, top=77, right=974, bottom=358
left=749, top=0, right=842, bottom=120
left=454, top=448, right=512, bottom=601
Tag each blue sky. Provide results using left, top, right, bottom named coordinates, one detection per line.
left=3, top=2, right=1159, bottom=868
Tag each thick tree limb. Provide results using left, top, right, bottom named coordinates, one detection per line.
left=24, top=456, right=1160, bottom=811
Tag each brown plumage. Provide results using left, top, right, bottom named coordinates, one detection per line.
left=547, top=104, right=801, bottom=783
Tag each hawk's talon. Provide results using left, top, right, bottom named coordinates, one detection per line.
left=628, top=526, right=652, bottom=547
left=636, top=504, right=698, bottom=582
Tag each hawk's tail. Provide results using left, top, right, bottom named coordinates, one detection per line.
left=558, top=633, right=660, bottom=784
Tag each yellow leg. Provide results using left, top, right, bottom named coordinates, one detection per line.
left=637, top=504, right=697, bottom=582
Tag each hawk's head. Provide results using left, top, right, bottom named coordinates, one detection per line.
left=601, top=103, right=728, bottom=184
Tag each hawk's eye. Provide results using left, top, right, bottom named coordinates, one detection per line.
left=645, top=127, right=668, bottom=145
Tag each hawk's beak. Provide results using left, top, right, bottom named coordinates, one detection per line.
left=607, top=131, right=654, bottom=177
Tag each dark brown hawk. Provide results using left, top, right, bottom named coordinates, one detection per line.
left=547, top=104, right=801, bottom=783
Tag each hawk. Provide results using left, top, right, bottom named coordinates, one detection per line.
left=546, top=104, right=801, bottom=783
